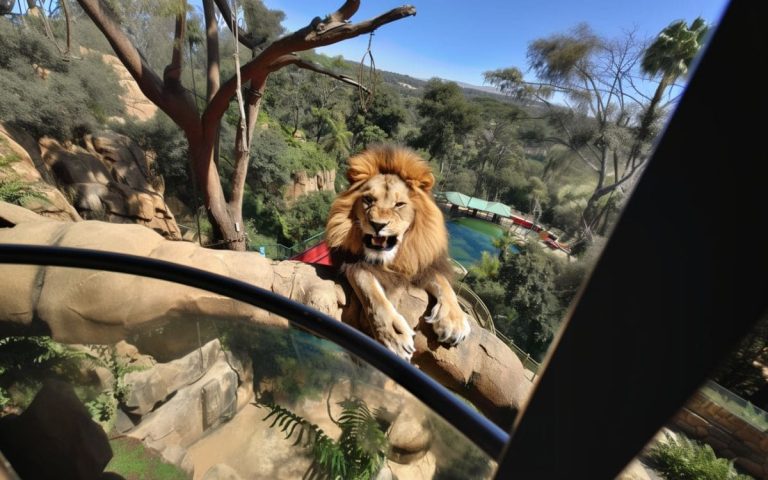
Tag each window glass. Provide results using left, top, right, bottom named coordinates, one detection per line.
left=0, top=268, right=494, bottom=479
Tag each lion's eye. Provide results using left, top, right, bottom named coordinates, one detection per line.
left=395, top=202, right=407, bottom=208
left=362, top=195, right=374, bottom=205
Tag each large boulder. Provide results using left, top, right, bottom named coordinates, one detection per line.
left=125, top=341, right=244, bottom=452
left=0, top=125, right=82, bottom=222
left=123, top=339, right=225, bottom=415
left=39, top=132, right=181, bottom=238
left=0, top=208, right=530, bottom=426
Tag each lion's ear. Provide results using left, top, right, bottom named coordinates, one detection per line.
left=412, top=171, right=435, bottom=192
left=346, top=152, right=377, bottom=183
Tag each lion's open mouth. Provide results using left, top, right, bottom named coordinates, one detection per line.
left=363, top=234, right=399, bottom=251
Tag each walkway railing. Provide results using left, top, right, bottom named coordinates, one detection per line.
left=455, top=282, right=495, bottom=334
left=254, top=230, right=325, bottom=260
left=494, top=330, right=541, bottom=378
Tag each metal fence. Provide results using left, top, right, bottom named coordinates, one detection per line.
left=494, top=330, right=541, bottom=378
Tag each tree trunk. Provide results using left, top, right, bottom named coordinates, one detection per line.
left=228, top=77, right=267, bottom=244
left=61, top=0, right=72, bottom=55
left=190, top=138, right=245, bottom=251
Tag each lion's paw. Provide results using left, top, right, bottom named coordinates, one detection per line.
left=425, top=301, right=471, bottom=346
left=375, top=310, right=416, bottom=362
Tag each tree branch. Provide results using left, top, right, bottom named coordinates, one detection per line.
left=61, top=0, right=72, bottom=55
left=203, top=0, right=220, bottom=102
left=204, top=3, right=415, bottom=127
left=213, top=0, right=265, bottom=49
left=274, top=54, right=370, bottom=93
left=76, top=0, right=200, bottom=135
left=319, top=0, right=361, bottom=30
left=164, top=3, right=187, bottom=87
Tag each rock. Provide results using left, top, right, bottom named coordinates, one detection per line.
left=186, top=403, right=313, bottom=479
left=38, top=132, right=181, bottom=238
left=0, top=126, right=81, bottom=222
left=92, top=365, right=117, bottom=392
left=0, top=201, right=48, bottom=226
left=0, top=379, right=113, bottom=479
left=113, top=409, right=137, bottom=434
left=347, top=284, right=531, bottom=429
left=284, top=169, right=336, bottom=203
left=126, top=351, right=240, bottom=450
left=617, top=459, right=653, bottom=480
left=114, top=340, right=155, bottom=369
left=0, top=219, right=292, bottom=343
left=123, top=339, right=222, bottom=415
left=387, top=409, right=432, bottom=464
left=375, top=466, right=397, bottom=480
left=389, top=451, right=436, bottom=480
left=97, top=51, right=158, bottom=122
left=203, top=464, right=244, bottom=480
left=160, top=444, right=187, bottom=465
left=0, top=215, right=530, bottom=425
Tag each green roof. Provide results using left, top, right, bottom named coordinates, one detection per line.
left=441, top=191, right=512, bottom=217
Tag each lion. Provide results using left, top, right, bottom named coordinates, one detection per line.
left=326, top=145, right=471, bottom=361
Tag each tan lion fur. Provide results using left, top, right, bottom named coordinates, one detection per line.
left=325, top=144, right=450, bottom=281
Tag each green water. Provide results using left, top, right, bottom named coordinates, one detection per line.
left=447, top=217, right=513, bottom=268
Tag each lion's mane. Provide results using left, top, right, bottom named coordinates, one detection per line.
left=326, top=145, right=450, bottom=281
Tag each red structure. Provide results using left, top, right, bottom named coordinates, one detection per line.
left=291, top=240, right=334, bottom=266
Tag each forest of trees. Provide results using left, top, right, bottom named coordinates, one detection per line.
left=6, top=0, right=762, bottom=399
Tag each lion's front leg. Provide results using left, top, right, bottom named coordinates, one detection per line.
left=424, top=273, right=471, bottom=346
left=344, top=263, right=416, bottom=361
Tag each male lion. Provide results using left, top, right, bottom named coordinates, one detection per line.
left=326, top=145, right=471, bottom=361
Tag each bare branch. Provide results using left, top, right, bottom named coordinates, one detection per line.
left=273, top=54, right=370, bottom=93
left=204, top=4, right=415, bottom=126
left=333, top=0, right=361, bottom=22
left=320, top=0, right=361, bottom=29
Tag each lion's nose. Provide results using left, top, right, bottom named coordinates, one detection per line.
left=370, top=221, right=388, bottom=234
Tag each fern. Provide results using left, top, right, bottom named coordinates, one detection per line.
left=647, top=433, right=753, bottom=480
left=258, top=398, right=389, bottom=480
left=335, top=399, right=388, bottom=480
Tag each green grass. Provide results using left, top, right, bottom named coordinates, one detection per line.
left=106, top=437, right=188, bottom=480
left=0, top=136, right=22, bottom=167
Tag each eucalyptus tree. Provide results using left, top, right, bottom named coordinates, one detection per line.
left=76, top=0, right=416, bottom=250
left=485, top=20, right=709, bottom=244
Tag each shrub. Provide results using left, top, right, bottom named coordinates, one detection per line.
left=283, top=191, right=334, bottom=245
left=0, top=19, right=124, bottom=140
left=647, top=433, right=753, bottom=480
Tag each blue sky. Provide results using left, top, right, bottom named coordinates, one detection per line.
left=262, top=0, right=728, bottom=85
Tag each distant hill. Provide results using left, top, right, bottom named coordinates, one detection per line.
left=339, top=59, right=518, bottom=103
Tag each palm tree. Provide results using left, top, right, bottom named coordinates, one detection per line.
left=642, top=18, right=709, bottom=87
left=617, top=18, right=710, bottom=210
left=638, top=18, right=710, bottom=142
left=313, top=107, right=353, bottom=161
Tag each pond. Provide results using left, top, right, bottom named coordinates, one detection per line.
left=447, top=217, right=519, bottom=268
